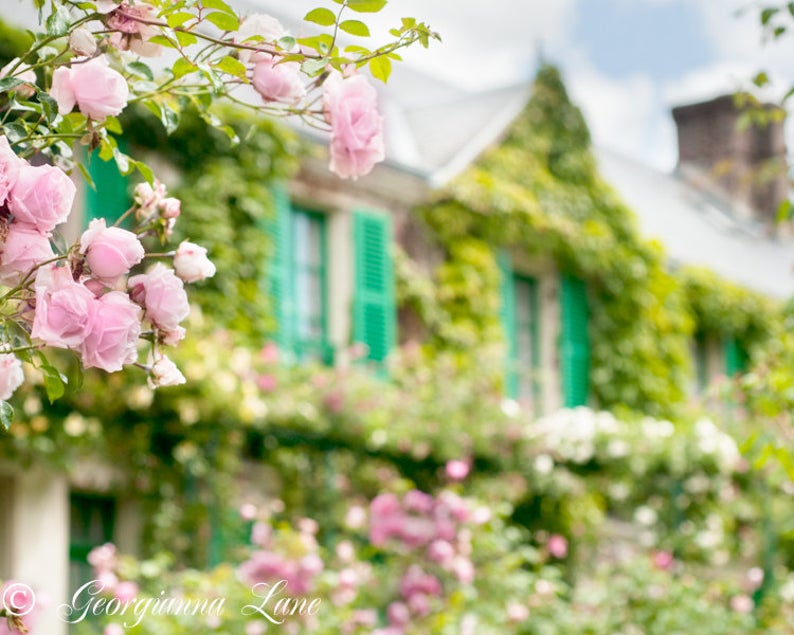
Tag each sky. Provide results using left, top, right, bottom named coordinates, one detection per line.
left=245, top=0, right=794, bottom=172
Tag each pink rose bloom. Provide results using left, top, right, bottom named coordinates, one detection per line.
left=80, top=218, right=144, bottom=283
left=323, top=72, right=385, bottom=179
left=252, top=55, right=306, bottom=105
left=104, top=624, right=125, bottom=635
left=260, top=342, right=279, bottom=364
left=32, top=266, right=96, bottom=349
left=9, top=162, right=75, bottom=233
left=651, top=549, right=674, bottom=571
left=114, top=581, right=138, bottom=602
left=0, top=354, right=24, bottom=401
left=452, top=556, right=475, bottom=584
left=128, top=263, right=189, bottom=334
left=88, top=542, right=117, bottom=572
left=0, top=580, right=37, bottom=631
left=50, top=56, right=129, bottom=121
left=0, top=224, right=54, bottom=284
left=0, top=136, right=21, bottom=206
left=730, top=594, right=754, bottom=614
left=147, top=353, right=185, bottom=389
left=445, top=459, right=470, bottom=481
left=134, top=180, right=166, bottom=216
left=547, top=534, right=568, bottom=559
left=80, top=291, right=141, bottom=372
left=106, top=3, right=163, bottom=57
left=427, top=539, right=455, bottom=566
left=173, top=240, right=216, bottom=283
left=387, top=601, right=410, bottom=627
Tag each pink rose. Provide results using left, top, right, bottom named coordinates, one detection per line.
left=0, top=136, right=21, bottom=205
left=445, top=459, right=470, bottom=481
left=128, top=263, right=189, bottom=334
left=88, top=543, right=117, bottom=573
left=80, top=291, right=141, bottom=372
left=0, top=354, right=24, bottom=401
left=0, top=580, right=38, bottom=632
left=134, top=180, right=166, bottom=216
left=148, top=353, right=186, bottom=388
left=323, top=72, right=385, bottom=179
left=50, top=56, right=129, bottom=121
left=80, top=218, right=144, bottom=283
left=0, top=224, right=54, bottom=284
left=9, top=162, right=75, bottom=232
left=387, top=602, right=411, bottom=627
left=32, top=266, right=96, bottom=349
left=104, top=624, right=125, bottom=635
left=114, top=581, right=138, bottom=602
left=547, top=534, right=568, bottom=559
left=173, top=240, right=215, bottom=283
left=0, top=59, right=36, bottom=98
left=251, top=55, right=306, bottom=105
left=651, top=549, right=674, bottom=571
left=106, top=3, right=163, bottom=57
left=159, top=197, right=181, bottom=219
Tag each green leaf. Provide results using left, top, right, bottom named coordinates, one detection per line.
left=214, top=56, right=247, bottom=80
left=205, top=11, right=240, bottom=32
left=339, top=20, right=370, bottom=36
left=132, top=159, right=154, bottom=184
left=3, top=122, right=27, bottom=143
left=147, top=35, right=177, bottom=49
left=128, top=61, right=154, bottom=80
left=0, top=77, right=23, bottom=93
left=753, top=71, right=769, bottom=88
left=167, top=11, right=195, bottom=28
left=761, top=7, right=778, bottom=25
left=344, top=44, right=370, bottom=54
left=39, top=362, right=67, bottom=403
left=175, top=30, right=198, bottom=47
left=301, top=58, right=328, bottom=77
left=173, top=57, right=197, bottom=79
left=278, top=36, right=296, bottom=50
left=77, top=161, right=94, bottom=189
left=200, top=0, right=235, bottom=14
left=347, top=0, right=388, bottom=13
left=0, top=401, right=13, bottom=432
left=221, top=125, right=239, bottom=145
left=304, top=8, right=336, bottom=26
left=777, top=199, right=792, bottom=222
left=369, top=55, right=391, bottom=83
left=45, top=4, right=70, bottom=36
left=789, top=1, right=794, bottom=17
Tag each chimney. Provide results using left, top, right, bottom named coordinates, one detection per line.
left=671, top=95, right=788, bottom=228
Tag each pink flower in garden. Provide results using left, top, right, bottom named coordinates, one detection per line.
left=0, top=136, right=21, bottom=206
left=9, top=162, right=75, bottom=233
left=0, top=580, right=38, bottom=633
left=323, top=72, right=385, bottom=179
left=507, top=602, right=530, bottom=622
left=251, top=522, right=271, bottom=547
left=260, top=342, right=279, bottom=364
left=128, top=263, right=189, bottom=336
left=0, top=59, right=36, bottom=98
left=0, top=224, right=54, bottom=284
left=256, top=374, right=277, bottom=392
left=97, top=571, right=119, bottom=591
left=251, top=55, right=306, bottom=105
left=114, top=581, right=138, bottom=602
left=730, top=594, right=754, bottom=613
left=88, top=543, right=117, bottom=573
left=159, top=197, right=181, bottom=219
left=445, top=459, right=470, bottom=481
left=69, top=27, right=97, bottom=57
left=80, top=218, right=144, bottom=283
left=50, top=56, right=129, bottom=121
left=31, top=267, right=96, bottom=348
left=134, top=180, right=166, bottom=216
left=80, top=291, right=141, bottom=372
left=104, top=624, right=125, bottom=635
left=148, top=352, right=186, bottom=389
left=387, top=601, right=411, bottom=627
left=0, top=354, right=24, bottom=401
left=173, top=240, right=216, bottom=283
left=427, top=539, right=455, bottom=566
left=547, top=534, right=568, bottom=559
left=403, top=490, right=434, bottom=514
left=239, top=503, right=257, bottom=521
left=452, top=556, right=475, bottom=584
left=651, top=549, right=674, bottom=571
left=106, top=3, right=163, bottom=57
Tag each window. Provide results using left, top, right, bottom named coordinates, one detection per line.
left=292, top=209, right=331, bottom=363
left=69, top=493, right=116, bottom=598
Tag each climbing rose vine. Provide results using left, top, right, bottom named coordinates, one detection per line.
left=0, top=0, right=438, bottom=421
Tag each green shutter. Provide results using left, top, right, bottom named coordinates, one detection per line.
left=85, top=148, right=129, bottom=226
left=262, top=184, right=295, bottom=358
left=724, top=337, right=748, bottom=376
left=69, top=493, right=116, bottom=597
left=352, top=209, right=396, bottom=363
left=498, top=252, right=518, bottom=398
left=560, top=274, right=589, bottom=407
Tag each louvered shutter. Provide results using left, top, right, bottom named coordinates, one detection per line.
left=352, top=209, right=395, bottom=363
left=560, top=274, right=590, bottom=407
left=498, top=252, right=518, bottom=398
left=724, top=337, right=748, bottom=376
left=85, top=149, right=129, bottom=226
left=262, top=185, right=295, bottom=357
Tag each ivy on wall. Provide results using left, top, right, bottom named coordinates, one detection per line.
left=405, top=64, right=782, bottom=417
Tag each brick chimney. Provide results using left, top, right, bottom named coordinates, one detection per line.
left=671, top=95, right=788, bottom=227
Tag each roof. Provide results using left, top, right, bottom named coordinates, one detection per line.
left=595, top=147, right=794, bottom=299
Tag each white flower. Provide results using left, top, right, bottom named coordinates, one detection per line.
left=173, top=241, right=216, bottom=283
left=148, top=353, right=186, bottom=389
left=634, top=505, right=657, bottom=526
left=69, top=27, right=97, bottom=57
left=0, top=354, right=23, bottom=401
left=534, top=454, right=554, bottom=475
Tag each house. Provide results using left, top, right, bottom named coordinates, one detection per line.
left=0, top=11, right=790, bottom=635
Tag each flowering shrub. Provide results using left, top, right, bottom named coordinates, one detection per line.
left=0, top=0, right=437, bottom=419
